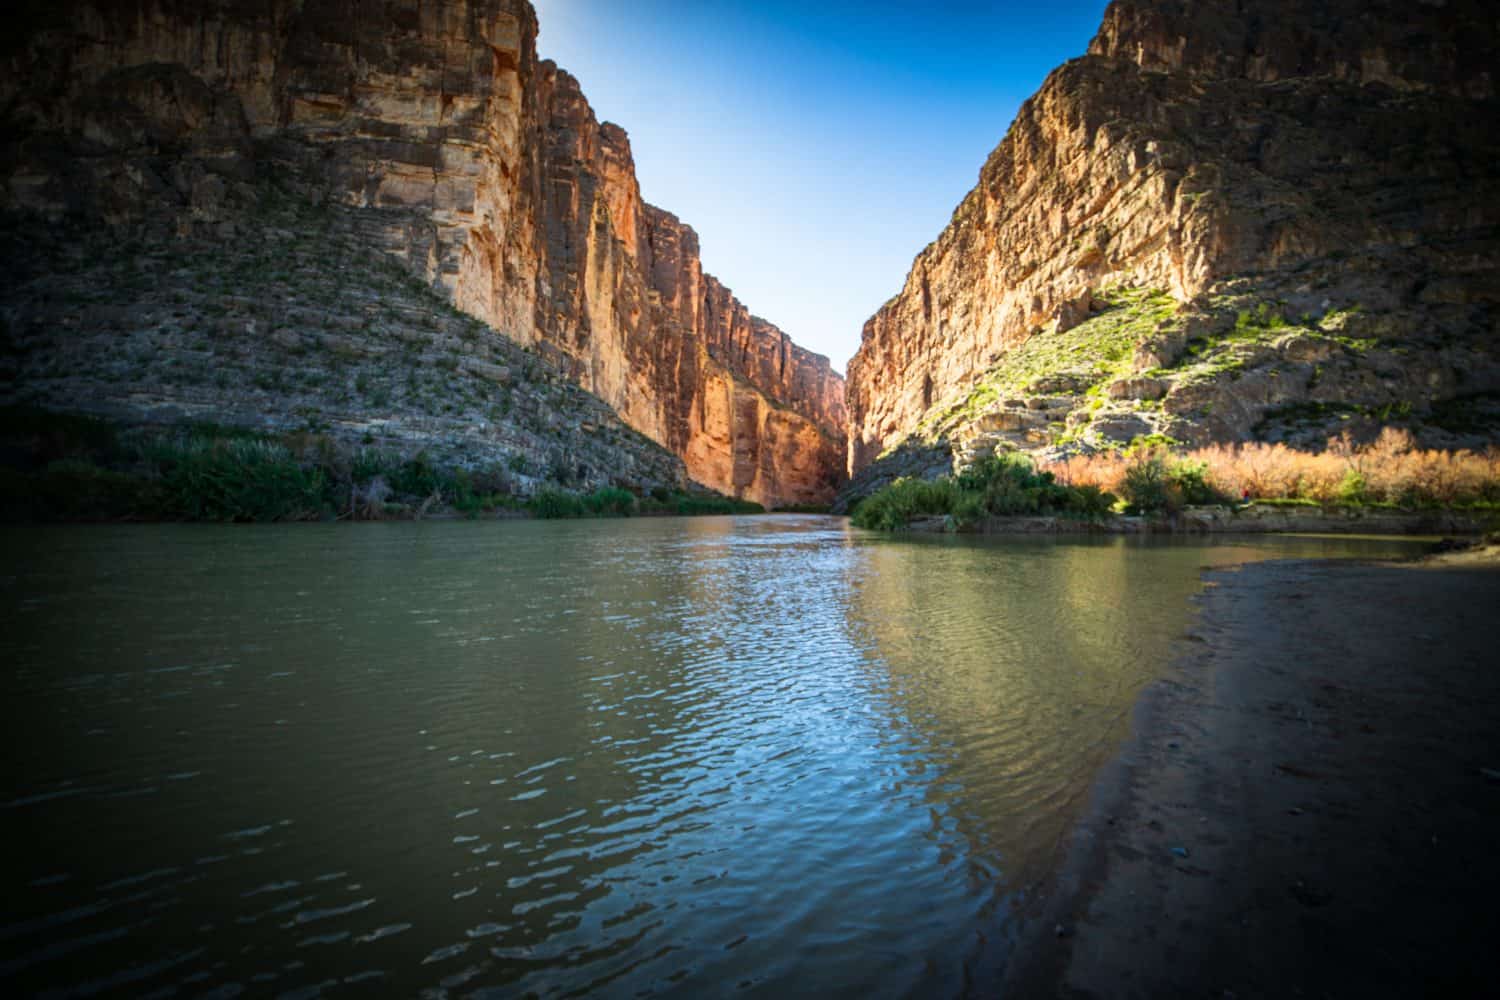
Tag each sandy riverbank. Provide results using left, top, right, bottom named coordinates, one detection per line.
left=1007, top=545, right=1500, bottom=997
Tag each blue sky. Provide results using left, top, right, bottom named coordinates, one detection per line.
left=531, top=0, right=1110, bottom=372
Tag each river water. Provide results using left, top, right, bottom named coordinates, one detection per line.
left=0, top=518, right=1428, bottom=997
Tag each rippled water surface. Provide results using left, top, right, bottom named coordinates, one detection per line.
left=1, top=518, right=1429, bottom=996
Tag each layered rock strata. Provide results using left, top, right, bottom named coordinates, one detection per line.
left=846, top=0, right=1499, bottom=477
left=0, top=0, right=845, bottom=506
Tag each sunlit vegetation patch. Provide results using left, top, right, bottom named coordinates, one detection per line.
left=1045, top=430, right=1500, bottom=512
left=851, top=452, right=1115, bottom=531
left=854, top=431, right=1500, bottom=527
left=914, top=287, right=1179, bottom=440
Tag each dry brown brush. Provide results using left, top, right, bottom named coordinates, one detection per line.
left=1043, top=430, right=1500, bottom=508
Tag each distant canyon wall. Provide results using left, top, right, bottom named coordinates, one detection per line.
left=0, top=0, right=845, bottom=506
left=846, top=0, right=1499, bottom=471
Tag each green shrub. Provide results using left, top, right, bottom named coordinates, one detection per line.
left=949, top=491, right=987, bottom=528
left=529, top=488, right=585, bottom=518
left=1235, top=302, right=1287, bottom=333
left=390, top=451, right=440, bottom=498
left=351, top=448, right=392, bottom=484
left=1118, top=452, right=1227, bottom=514
left=152, top=437, right=326, bottom=522
left=850, top=476, right=958, bottom=530
left=1336, top=469, right=1368, bottom=505
left=583, top=486, right=637, bottom=516
left=1121, top=454, right=1178, bottom=515
left=1066, top=483, right=1117, bottom=518
left=1168, top=459, right=1227, bottom=505
left=853, top=452, right=1119, bottom=531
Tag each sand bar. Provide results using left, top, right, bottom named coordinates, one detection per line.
left=1010, top=546, right=1500, bottom=997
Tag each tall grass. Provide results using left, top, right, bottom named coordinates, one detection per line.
left=149, top=436, right=327, bottom=522
left=1045, top=430, right=1500, bottom=509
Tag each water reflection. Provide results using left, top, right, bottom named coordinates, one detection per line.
left=0, top=521, right=1427, bottom=996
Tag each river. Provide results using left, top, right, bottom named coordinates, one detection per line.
left=0, top=517, right=1429, bottom=997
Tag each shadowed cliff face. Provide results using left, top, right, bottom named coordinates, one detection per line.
left=846, top=0, right=1499, bottom=478
left=0, top=0, right=846, bottom=507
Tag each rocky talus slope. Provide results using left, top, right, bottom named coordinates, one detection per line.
left=0, top=183, right=685, bottom=497
left=0, top=0, right=845, bottom=507
left=843, top=0, right=1499, bottom=502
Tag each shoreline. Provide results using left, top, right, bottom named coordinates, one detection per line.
left=908, top=504, right=1490, bottom=536
left=0, top=506, right=819, bottom=526
left=1005, top=544, right=1500, bottom=997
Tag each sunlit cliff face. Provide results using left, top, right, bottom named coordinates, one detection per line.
left=0, top=0, right=847, bottom=507
left=846, top=0, right=1500, bottom=475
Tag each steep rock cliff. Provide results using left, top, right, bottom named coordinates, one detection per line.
left=846, top=0, right=1499, bottom=484
left=527, top=68, right=845, bottom=505
left=0, top=0, right=845, bottom=507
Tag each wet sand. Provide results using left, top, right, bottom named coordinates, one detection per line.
left=1009, top=546, right=1500, bottom=998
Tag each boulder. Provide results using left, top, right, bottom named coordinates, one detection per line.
left=463, top=360, right=512, bottom=385
left=1275, top=333, right=1339, bottom=363
left=1106, top=376, right=1168, bottom=401
left=1090, top=414, right=1155, bottom=444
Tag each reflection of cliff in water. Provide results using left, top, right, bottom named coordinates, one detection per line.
left=840, top=536, right=1333, bottom=894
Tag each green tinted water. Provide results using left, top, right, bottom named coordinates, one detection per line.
left=0, top=518, right=1428, bottom=996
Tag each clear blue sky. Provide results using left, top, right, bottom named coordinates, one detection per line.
left=531, top=0, right=1110, bottom=372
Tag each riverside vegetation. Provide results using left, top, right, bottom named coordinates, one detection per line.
left=850, top=453, right=1114, bottom=532
left=851, top=430, right=1500, bottom=531
left=0, top=407, right=761, bottom=523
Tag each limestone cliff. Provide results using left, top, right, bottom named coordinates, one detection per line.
left=846, top=0, right=1499, bottom=487
left=0, top=0, right=845, bottom=507
left=527, top=68, right=845, bottom=506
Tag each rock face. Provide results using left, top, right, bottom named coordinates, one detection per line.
left=0, top=188, right=691, bottom=499
left=0, top=0, right=846, bottom=507
left=846, top=0, right=1499, bottom=478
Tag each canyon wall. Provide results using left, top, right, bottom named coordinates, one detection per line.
left=0, top=0, right=845, bottom=506
left=846, top=0, right=1499, bottom=475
